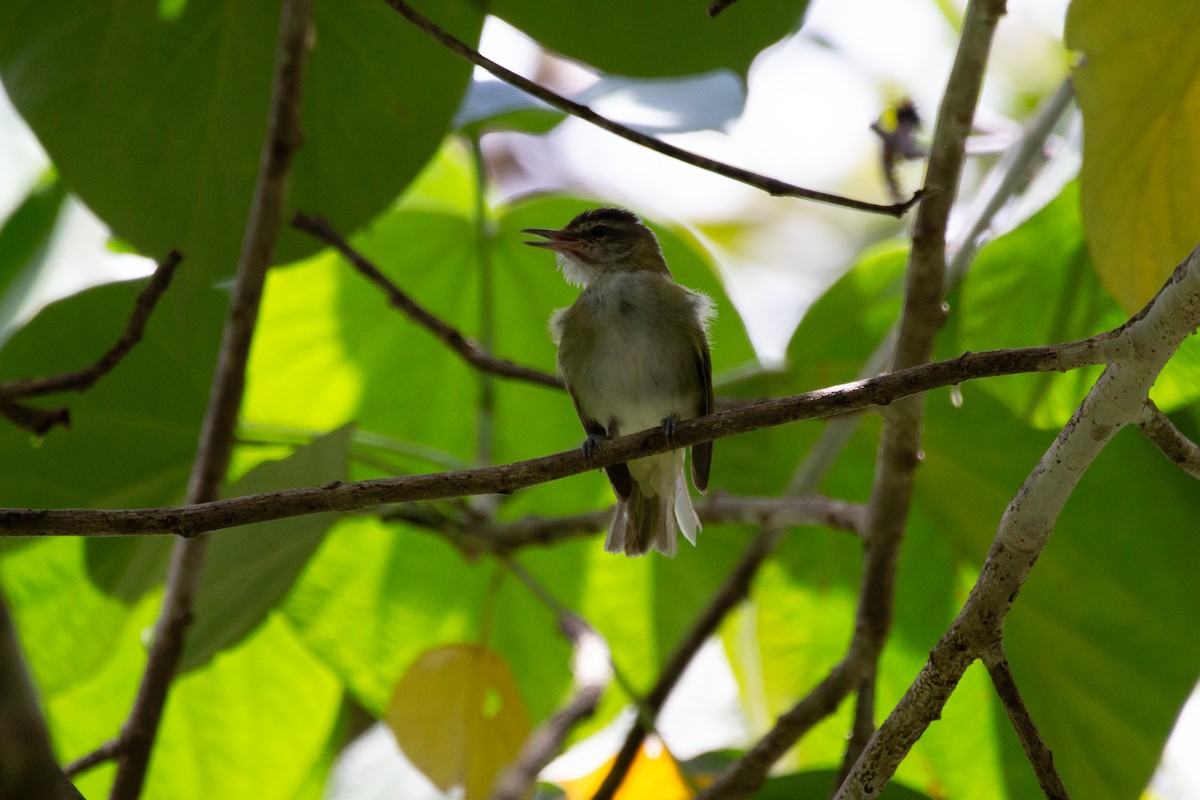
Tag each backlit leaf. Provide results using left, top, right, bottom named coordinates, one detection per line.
left=557, top=738, right=692, bottom=800
left=387, top=643, right=532, bottom=800
left=1066, top=0, right=1200, bottom=310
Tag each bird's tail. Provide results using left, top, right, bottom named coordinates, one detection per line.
left=606, top=452, right=701, bottom=557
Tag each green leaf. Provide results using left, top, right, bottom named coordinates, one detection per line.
left=1066, top=0, right=1200, bottom=310
left=959, top=180, right=1200, bottom=424
left=959, top=182, right=1122, bottom=427
left=178, top=424, right=352, bottom=673
left=454, top=80, right=566, bottom=136
left=0, top=0, right=483, bottom=281
left=283, top=516, right=494, bottom=711
left=918, top=388, right=1200, bottom=800
left=491, top=0, right=811, bottom=78
left=0, top=277, right=225, bottom=509
left=750, top=769, right=934, bottom=799
left=777, top=241, right=909, bottom=395
left=51, top=607, right=342, bottom=800
left=0, top=539, right=135, bottom=696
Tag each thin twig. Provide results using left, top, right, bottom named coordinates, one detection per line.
left=388, top=493, right=864, bottom=555
left=788, top=74, right=1076, bottom=519
left=0, top=335, right=1118, bottom=539
left=707, top=0, right=742, bottom=18
left=697, top=639, right=874, bottom=800
left=293, top=213, right=563, bottom=390
left=591, top=528, right=782, bottom=800
left=63, top=738, right=121, bottom=778
left=834, top=245, right=1200, bottom=798
left=0, top=252, right=183, bottom=435
left=107, top=2, right=315, bottom=797
left=1137, top=399, right=1200, bottom=480
left=380, top=0, right=920, bottom=217
left=983, top=646, right=1070, bottom=800
left=0, top=396, right=68, bottom=437
left=490, top=561, right=613, bottom=800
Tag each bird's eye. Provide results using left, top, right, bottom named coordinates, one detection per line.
left=589, top=224, right=611, bottom=239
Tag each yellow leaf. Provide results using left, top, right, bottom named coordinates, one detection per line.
left=1067, top=0, right=1200, bottom=311
left=558, top=738, right=694, bottom=800
left=386, top=643, right=531, bottom=800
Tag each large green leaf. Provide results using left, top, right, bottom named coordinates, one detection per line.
left=491, top=0, right=810, bottom=78
left=257, top=157, right=760, bottom=736
left=0, top=276, right=225, bottom=509
left=179, top=425, right=351, bottom=673
left=1066, top=0, right=1200, bottom=310
left=918, top=388, right=1200, bottom=800
left=0, top=0, right=483, bottom=282
left=0, top=539, right=135, bottom=697
left=50, top=603, right=342, bottom=800
left=959, top=180, right=1200, bottom=424
left=959, top=182, right=1122, bottom=427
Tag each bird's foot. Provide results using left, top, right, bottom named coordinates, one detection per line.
left=661, top=416, right=678, bottom=447
left=581, top=434, right=606, bottom=464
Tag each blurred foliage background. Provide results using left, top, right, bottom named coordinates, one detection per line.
left=1, top=0, right=1199, bottom=799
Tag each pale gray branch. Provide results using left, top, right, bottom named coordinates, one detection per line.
left=1137, top=399, right=1200, bottom=479
left=834, top=244, right=1200, bottom=798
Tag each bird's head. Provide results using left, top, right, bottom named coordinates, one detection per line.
left=523, top=207, right=669, bottom=286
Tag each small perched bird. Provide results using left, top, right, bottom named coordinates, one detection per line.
left=523, top=207, right=714, bottom=557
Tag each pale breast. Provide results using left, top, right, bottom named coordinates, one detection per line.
left=554, top=272, right=708, bottom=436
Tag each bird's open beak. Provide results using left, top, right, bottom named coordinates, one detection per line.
left=522, top=227, right=583, bottom=253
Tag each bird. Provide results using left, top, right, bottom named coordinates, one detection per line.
left=523, top=207, right=714, bottom=557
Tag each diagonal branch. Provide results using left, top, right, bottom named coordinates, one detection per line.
left=106, top=1, right=315, bottom=797
left=590, top=528, right=783, bottom=800
left=0, top=335, right=1117, bottom=539
left=983, top=645, right=1070, bottom=800
left=834, top=243, right=1200, bottom=798
left=1136, top=399, right=1200, bottom=480
left=0, top=252, right=183, bottom=435
left=380, top=0, right=920, bottom=217
left=293, top=213, right=563, bottom=389
left=490, top=561, right=613, bottom=800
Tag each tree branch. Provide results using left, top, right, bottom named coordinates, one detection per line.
left=591, top=527, right=784, bottom=800
left=841, top=0, right=1009, bottom=786
left=834, top=243, right=1200, bottom=798
left=386, top=493, right=863, bottom=555
left=292, top=213, right=563, bottom=390
left=1136, top=399, right=1200, bottom=480
left=0, top=336, right=1115, bottom=539
left=107, top=1, right=314, bottom=797
left=0, top=252, right=183, bottom=435
left=706, top=0, right=742, bottom=18
left=379, top=0, right=920, bottom=217
left=490, top=562, right=613, bottom=800
left=983, top=646, right=1070, bottom=800
left=0, top=594, right=84, bottom=800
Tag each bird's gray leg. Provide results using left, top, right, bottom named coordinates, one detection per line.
left=581, top=434, right=605, bottom=463
left=661, top=415, right=678, bottom=447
